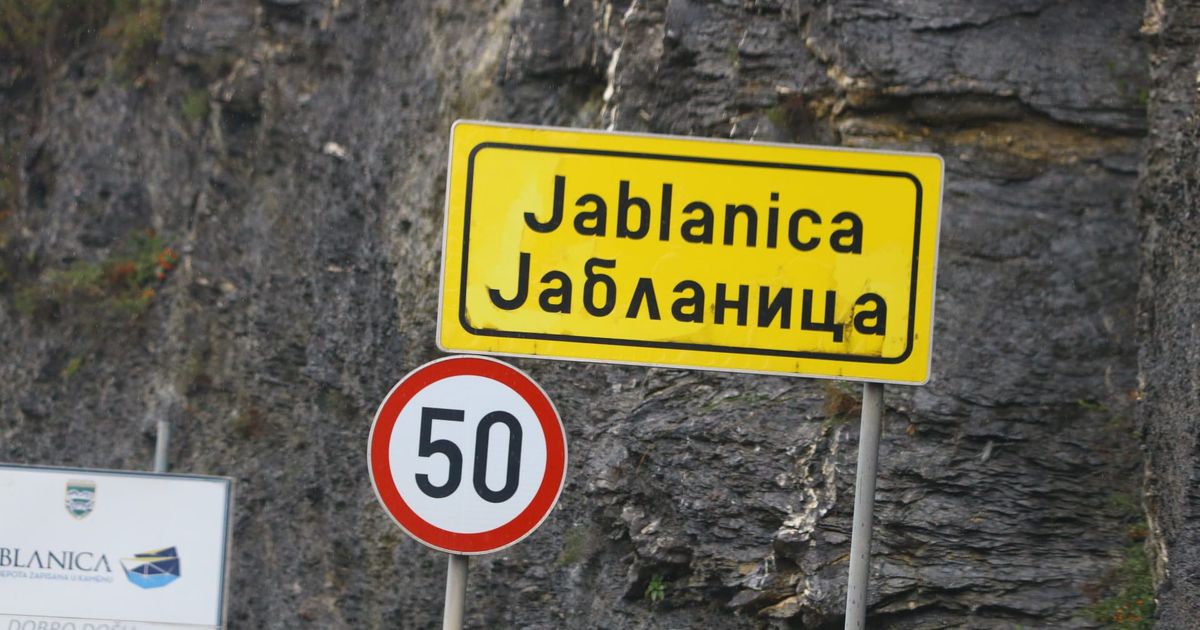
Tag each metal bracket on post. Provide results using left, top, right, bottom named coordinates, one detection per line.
left=443, top=554, right=469, bottom=630
left=844, top=382, right=884, bottom=630
left=154, top=419, right=171, bottom=473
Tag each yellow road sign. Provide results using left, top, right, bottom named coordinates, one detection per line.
left=438, top=121, right=944, bottom=384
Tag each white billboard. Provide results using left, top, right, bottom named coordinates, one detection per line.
left=0, top=464, right=233, bottom=629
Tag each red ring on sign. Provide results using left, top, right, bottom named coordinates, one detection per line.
left=367, top=355, right=567, bottom=554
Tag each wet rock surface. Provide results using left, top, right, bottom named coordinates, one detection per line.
left=0, top=1, right=1157, bottom=627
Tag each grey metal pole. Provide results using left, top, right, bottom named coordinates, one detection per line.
left=153, top=419, right=171, bottom=473
left=443, top=554, right=469, bottom=630
left=844, top=382, right=884, bottom=630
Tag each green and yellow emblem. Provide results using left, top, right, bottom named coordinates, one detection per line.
left=65, top=479, right=96, bottom=519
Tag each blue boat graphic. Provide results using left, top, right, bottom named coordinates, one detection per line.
left=120, top=547, right=181, bottom=589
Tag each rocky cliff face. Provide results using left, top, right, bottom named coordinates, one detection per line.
left=1139, top=2, right=1200, bottom=627
left=0, top=1, right=1158, bottom=628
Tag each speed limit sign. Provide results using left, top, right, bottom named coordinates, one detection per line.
left=367, top=355, right=567, bottom=554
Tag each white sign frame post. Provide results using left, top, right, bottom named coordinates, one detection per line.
left=367, top=355, right=568, bottom=629
left=154, top=419, right=171, bottom=473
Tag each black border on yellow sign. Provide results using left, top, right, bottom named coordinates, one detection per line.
left=458, top=142, right=923, bottom=364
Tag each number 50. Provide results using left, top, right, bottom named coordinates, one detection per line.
left=415, top=407, right=523, bottom=503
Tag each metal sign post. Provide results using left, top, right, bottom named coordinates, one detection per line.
left=154, top=418, right=171, bottom=473
left=844, top=382, right=884, bottom=629
left=443, top=554, right=469, bottom=630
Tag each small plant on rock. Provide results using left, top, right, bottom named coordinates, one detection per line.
left=644, top=574, right=666, bottom=605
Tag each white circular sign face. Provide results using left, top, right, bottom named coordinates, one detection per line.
left=367, top=356, right=567, bottom=554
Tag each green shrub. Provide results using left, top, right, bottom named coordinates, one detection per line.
left=1089, top=544, right=1155, bottom=629
left=16, top=229, right=178, bottom=321
left=104, top=0, right=164, bottom=77
left=0, top=0, right=163, bottom=80
left=0, top=1, right=110, bottom=75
